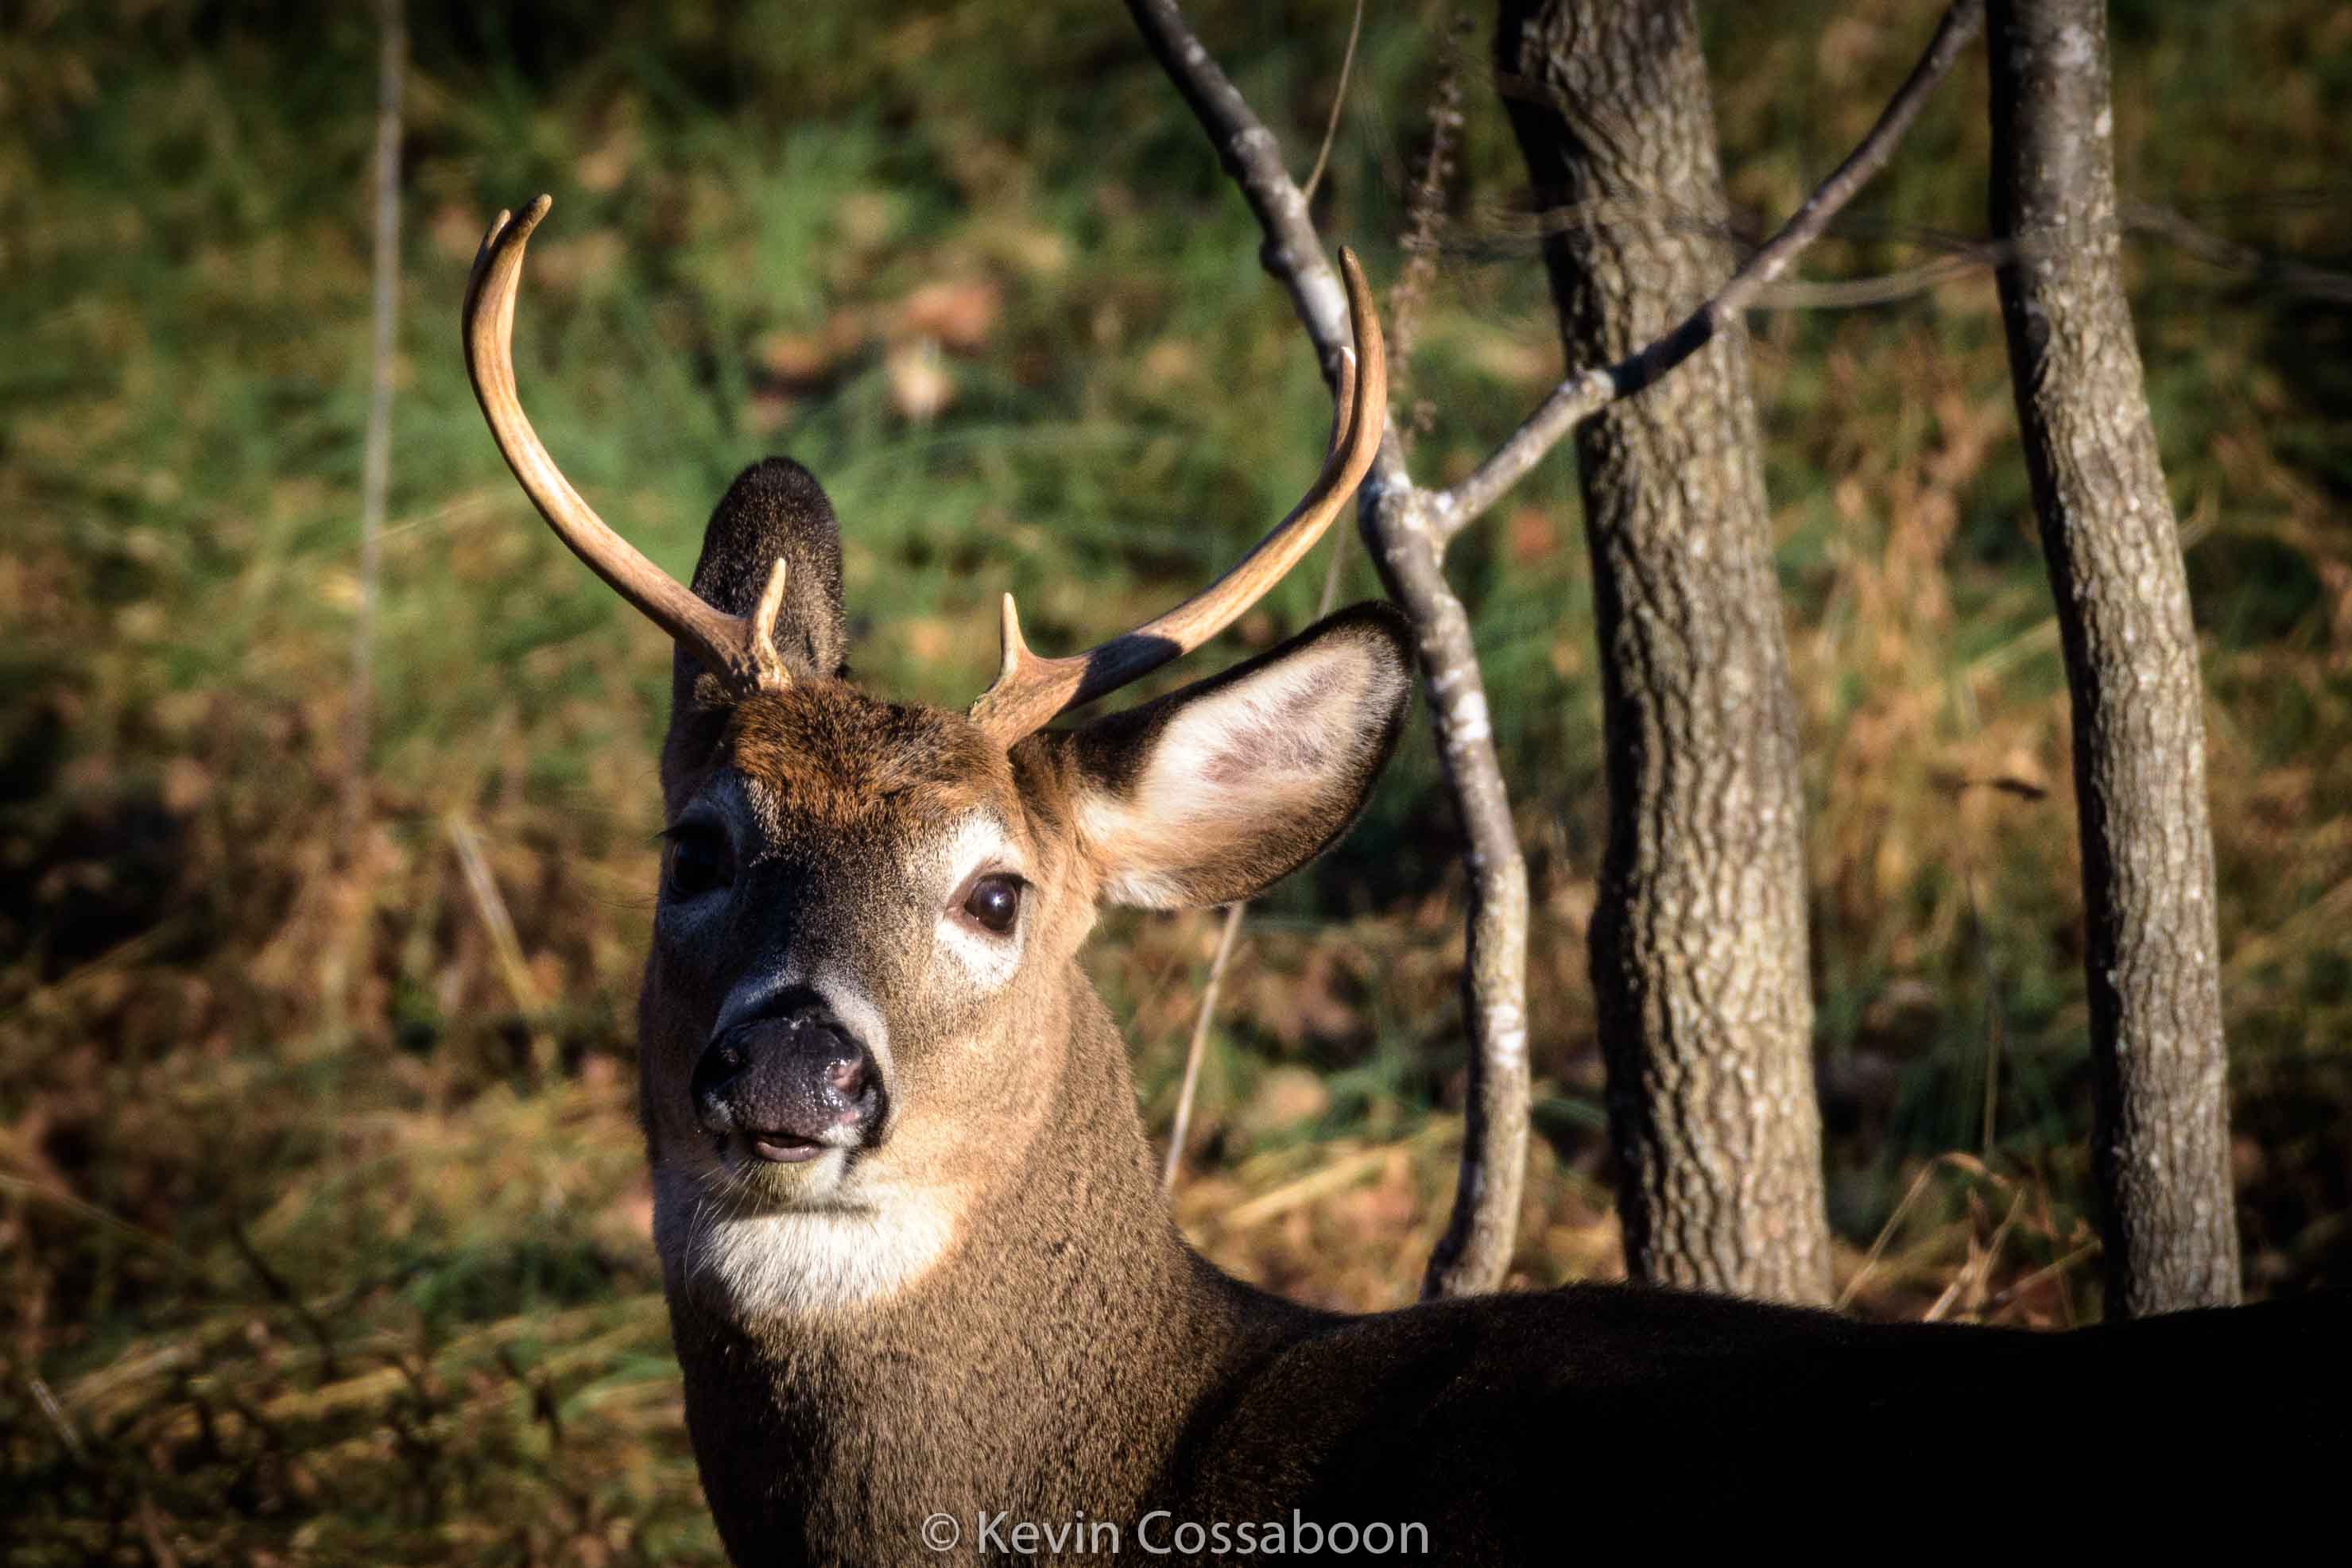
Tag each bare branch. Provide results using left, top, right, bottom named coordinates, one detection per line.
left=1710, top=0, right=1986, bottom=316
left=2125, top=198, right=2352, bottom=307
left=1126, top=0, right=1531, bottom=1298
left=1450, top=183, right=2352, bottom=319
left=1299, top=0, right=1366, bottom=203
left=1433, top=0, right=1985, bottom=543
left=1380, top=484, right=1531, bottom=1302
left=1751, top=250, right=1990, bottom=309
left=1125, top=0, right=1386, bottom=423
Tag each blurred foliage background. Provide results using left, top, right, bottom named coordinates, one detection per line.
left=2, top=0, right=2347, bottom=1559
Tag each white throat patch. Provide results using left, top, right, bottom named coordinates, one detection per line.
left=654, top=1166, right=959, bottom=1317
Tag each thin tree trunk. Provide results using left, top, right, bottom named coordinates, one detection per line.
left=347, top=0, right=405, bottom=838
left=1988, top=0, right=2239, bottom=1315
left=1494, top=0, right=1831, bottom=1303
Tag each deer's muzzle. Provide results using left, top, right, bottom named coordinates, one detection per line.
left=692, top=991, right=882, bottom=1163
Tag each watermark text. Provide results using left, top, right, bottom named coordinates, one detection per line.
left=918, top=1509, right=1429, bottom=1556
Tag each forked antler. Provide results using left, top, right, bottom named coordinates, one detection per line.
left=463, top=196, right=793, bottom=696
left=965, top=247, right=1388, bottom=745
left=464, top=198, right=1385, bottom=731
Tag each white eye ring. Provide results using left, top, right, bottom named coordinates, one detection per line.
left=932, top=820, right=1027, bottom=989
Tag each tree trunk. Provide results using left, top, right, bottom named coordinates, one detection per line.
left=1494, top=0, right=1831, bottom=1304
left=1988, top=0, right=2240, bottom=1315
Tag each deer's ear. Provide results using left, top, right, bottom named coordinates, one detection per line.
left=1064, top=604, right=1412, bottom=910
left=680, top=458, right=849, bottom=689
left=663, top=459, right=850, bottom=810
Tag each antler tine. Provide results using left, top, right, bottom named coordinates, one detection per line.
left=968, top=246, right=1388, bottom=746
left=463, top=196, right=787, bottom=696
left=1324, top=338, right=1359, bottom=462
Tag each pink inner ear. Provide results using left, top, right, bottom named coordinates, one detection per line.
left=1198, top=668, right=1342, bottom=788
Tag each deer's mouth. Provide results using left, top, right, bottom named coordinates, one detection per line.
left=745, top=1130, right=830, bottom=1164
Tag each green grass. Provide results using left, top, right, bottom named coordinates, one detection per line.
left=5, top=0, right=2350, bottom=1558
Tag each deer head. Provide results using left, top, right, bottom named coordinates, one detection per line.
left=463, top=198, right=1406, bottom=1318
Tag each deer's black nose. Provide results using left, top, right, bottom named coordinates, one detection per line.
left=692, top=993, right=882, bottom=1162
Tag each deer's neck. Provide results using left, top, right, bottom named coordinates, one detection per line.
left=666, top=972, right=1312, bottom=1565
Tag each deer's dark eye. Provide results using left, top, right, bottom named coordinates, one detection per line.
left=665, top=827, right=733, bottom=901
left=960, top=873, right=1022, bottom=936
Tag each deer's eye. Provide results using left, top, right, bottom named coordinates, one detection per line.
left=665, top=827, right=734, bottom=901
left=959, top=873, right=1022, bottom=936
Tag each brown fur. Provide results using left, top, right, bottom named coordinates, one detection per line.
left=726, top=681, right=1006, bottom=830
left=644, top=676, right=2343, bottom=1563
left=606, top=464, right=2344, bottom=1563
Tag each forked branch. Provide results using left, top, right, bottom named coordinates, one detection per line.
left=1128, top=0, right=1526, bottom=1299
left=1128, top=0, right=1983, bottom=1296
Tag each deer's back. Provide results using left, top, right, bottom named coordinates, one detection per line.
left=1160, top=1283, right=2346, bottom=1557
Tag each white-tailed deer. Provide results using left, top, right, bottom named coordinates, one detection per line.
left=465, top=198, right=2341, bottom=1562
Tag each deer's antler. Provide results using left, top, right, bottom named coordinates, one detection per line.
left=463, top=196, right=792, bottom=697
left=467, top=199, right=1385, bottom=726
left=966, top=247, right=1388, bottom=746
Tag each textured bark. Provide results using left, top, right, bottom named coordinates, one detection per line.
left=1496, top=0, right=1831, bottom=1303
left=1369, top=481, right=1534, bottom=1302
left=1988, top=0, right=2240, bottom=1315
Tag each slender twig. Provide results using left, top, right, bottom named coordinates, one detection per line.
left=229, top=1222, right=343, bottom=1382
left=1464, top=192, right=2019, bottom=301
left=346, top=0, right=406, bottom=836
left=1986, top=1241, right=2102, bottom=1313
left=29, top=1374, right=88, bottom=1462
left=1467, top=193, right=2001, bottom=304
left=1922, top=1187, right=2028, bottom=1322
left=2123, top=197, right=2352, bottom=306
left=1161, top=902, right=1247, bottom=1190
left=1299, top=0, right=1365, bottom=203
left=0, top=1174, right=203, bottom=1275
left=1836, top=1161, right=1943, bottom=1311
left=1432, top=0, right=1985, bottom=543
left=1459, top=188, right=2352, bottom=318
left=1753, top=251, right=1989, bottom=309
left=1835, top=1152, right=1996, bottom=1309
left=445, top=813, right=541, bottom=1015
left=137, top=1494, right=181, bottom=1568
left=444, top=811, right=554, bottom=1078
